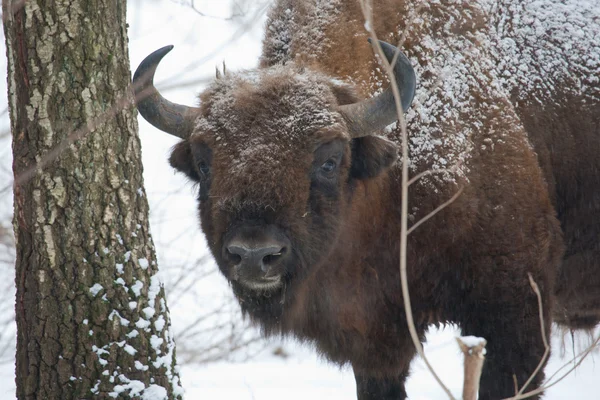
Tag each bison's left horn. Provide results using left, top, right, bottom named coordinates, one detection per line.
left=340, top=39, right=416, bottom=137
left=133, top=45, right=201, bottom=139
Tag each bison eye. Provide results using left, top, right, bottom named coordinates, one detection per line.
left=320, top=159, right=337, bottom=174
left=197, top=160, right=210, bottom=179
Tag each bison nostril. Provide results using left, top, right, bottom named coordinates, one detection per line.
left=226, top=243, right=287, bottom=270
left=262, top=247, right=286, bottom=267
left=226, top=248, right=242, bottom=265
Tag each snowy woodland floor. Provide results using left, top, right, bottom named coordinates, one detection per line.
left=0, top=0, right=599, bottom=398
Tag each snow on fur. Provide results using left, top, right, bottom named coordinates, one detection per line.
left=489, top=0, right=600, bottom=102
left=194, top=64, right=346, bottom=179
left=404, top=0, right=599, bottom=183
left=261, top=0, right=341, bottom=65
left=257, top=0, right=599, bottom=191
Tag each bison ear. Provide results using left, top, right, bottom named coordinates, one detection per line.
left=350, top=136, right=398, bottom=180
left=169, top=141, right=200, bottom=181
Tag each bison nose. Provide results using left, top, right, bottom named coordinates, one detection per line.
left=226, top=242, right=286, bottom=272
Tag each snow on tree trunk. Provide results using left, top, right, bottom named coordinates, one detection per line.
left=3, top=1, right=183, bottom=398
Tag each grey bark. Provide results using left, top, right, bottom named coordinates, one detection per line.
left=3, top=1, right=183, bottom=398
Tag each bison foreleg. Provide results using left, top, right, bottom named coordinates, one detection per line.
left=353, top=370, right=410, bottom=400
left=460, top=289, right=552, bottom=400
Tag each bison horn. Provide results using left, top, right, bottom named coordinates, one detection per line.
left=340, top=39, right=416, bottom=137
left=133, top=45, right=200, bottom=139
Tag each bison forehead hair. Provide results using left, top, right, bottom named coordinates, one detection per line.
left=191, top=64, right=357, bottom=210
left=196, top=64, right=351, bottom=142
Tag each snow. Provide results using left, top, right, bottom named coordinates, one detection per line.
left=92, top=345, right=110, bottom=367
left=89, top=283, right=104, bottom=296
left=458, top=335, right=486, bottom=348
left=138, top=257, right=149, bottom=270
left=135, top=360, right=149, bottom=371
left=111, top=378, right=145, bottom=397
left=141, top=384, right=168, bottom=400
left=131, top=280, right=144, bottom=297
left=124, top=344, right=137, bottom=356
left=154, top=315, right=166, bottom=331
left=135, top=318, right=151, bottom=330
left=150, top=335, right=164, bottom=351
left=142, top=306, right=155, bottom=319
left=147, top=275, right=161, bottom=308
left=177, top=327, right=600, bottom=399
left=127, top=330, right=140, bottom=339
left=109, top=310, right=130, bottom=327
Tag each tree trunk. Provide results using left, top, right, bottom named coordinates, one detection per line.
left=3, top=1, right=183, bottom=398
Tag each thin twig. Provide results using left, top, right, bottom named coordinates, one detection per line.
left=544, top=335, right=600, bottom=384
left=408, top=161, right=462, bottom=186
left=358, top=0, right=456, bottom=398
left=159, top=1, right=270, bottom=88
left=505, top=334, right=600, bottom=400
left=407, top=186, right=464, bottom=236
left=512, top=274, right=551, bottom=397
left=189, top=0, right=244, bottom=20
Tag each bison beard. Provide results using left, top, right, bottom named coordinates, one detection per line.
left=133, top=0, right=600, bottom=399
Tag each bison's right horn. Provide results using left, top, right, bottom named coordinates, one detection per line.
left=340, top=39, right=416, bottom=138
left=133, top=45, right=200, bottom=139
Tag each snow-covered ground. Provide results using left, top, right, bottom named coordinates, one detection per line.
left=0, top=325, right=597, bottom=399
left=180, top=328, right=600, bottom=399
left=0, top=1, right=598, bottom=399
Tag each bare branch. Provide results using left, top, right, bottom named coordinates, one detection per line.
left=503, top=275, right=598, bottom=399
left=172, top=0, right=252, bottom=21
left=407, top=186, right=464, bottom=236
left=457, top=336, right=487, bottom=400
left=358, top=0, right=456, bottom=398
left=544, top=335, right=600, bottom=384
left=512, top=274, right=551, bottom=397
left=408, top=161, right=463, bottom=186
left=505, top=334, right=600, bottom=400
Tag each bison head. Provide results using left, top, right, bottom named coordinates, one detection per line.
left=133, top=41, right=415, bottom=314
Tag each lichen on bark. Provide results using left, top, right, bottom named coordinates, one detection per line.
left=3, top=0, right=183, bottom=398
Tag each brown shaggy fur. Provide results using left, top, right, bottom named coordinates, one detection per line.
left=161, top=1, right=599, bottom=399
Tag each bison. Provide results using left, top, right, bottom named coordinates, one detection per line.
left=133, top=0, right=600, bottom=398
